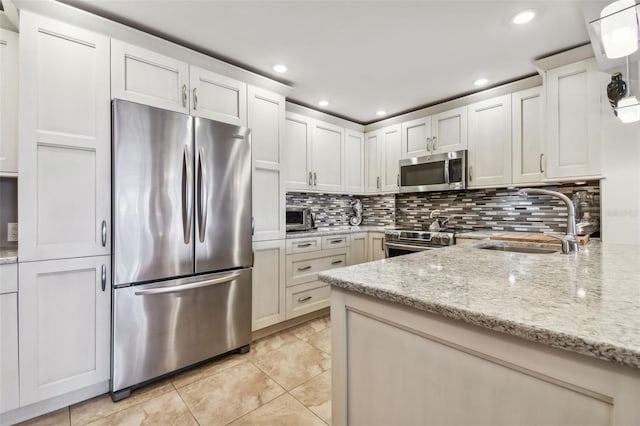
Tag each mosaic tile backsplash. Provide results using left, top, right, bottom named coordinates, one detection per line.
left=287, top=181, right=600, bottom=235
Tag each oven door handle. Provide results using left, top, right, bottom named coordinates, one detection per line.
left=384, top=242, right=434, bottom=252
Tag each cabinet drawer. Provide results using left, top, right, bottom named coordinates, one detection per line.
left=286, top=281, right=330, bottom=320
left=0, top=263, right=17, bottom=294
left=286, top=237, right=322, bottom=254
left=286, top=248, right=347, bottom=287
left=321, top=235, right=350, bottom=249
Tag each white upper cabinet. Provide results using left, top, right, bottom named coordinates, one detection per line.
left=545, top=58, right=602, bottom=179
left=284, top=112, right=346, bottom=193
left=19, top=12, right=111, bottom=262
left=401, top=116, right=430, bottom=159
left=512, top=86, right=545, bottom=184
left=285, top=112, right=313, bottom=191
left=431, top=105, right=468, bottom=154
left=111, top=40, right=190, bottom=113
left=0, top=29, right=19, bottom=175
left=249, top=86, right=285, bottom=242
left=380, top=124, right=401, bottom=192
left=189, top=65, right=247, bottom=126
left=19, top=256, right=111, bottom=406
left=364, top=130, right=382, bottom=193
left=467, top=94, right=512, bottom=187
left=312, top=120, right=345, bottom=192
left=345, top=129, right=365, bottom=193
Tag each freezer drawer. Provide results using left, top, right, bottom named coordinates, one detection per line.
left=112, top=268, right=251, bottom=393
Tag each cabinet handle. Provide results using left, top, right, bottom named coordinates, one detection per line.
left=251, top=217, right=255, bottom=236
left=469, top=166, right=473, bottom=181
left=101, top=220, right=107, bottom=247
left=539, top=153, right=544, bottom=173
left=426, top=137, right=432, bottom=152
left=380, top=237, right=384, bottom=251
left=432, top=136, right=438, bottom=151
left=297, top=243, right=312, bottom=248
left=182, top=85, right=187, bottom=107
left=313, top=172, right=317, bottom=186
left=397, top=173, right=400, bottom=186
left=308, top=171, right=313, bottom=186
left=193, top=88, right=198, bottom=110
left=331, top=259, right=343, bottom=265
left=298, top=296, right=312, bottom=303
left=297, top=265, right=312, bottom=271
left=329, top=239, right=343, bottom=244
left=377, top=176, right=380, bottom=189
left=101, top=264, right=106, bottom=292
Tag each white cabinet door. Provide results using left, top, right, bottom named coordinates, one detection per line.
left=546, top=58, right=602, bottom=179
left=345, top=129, right=364, bottom=193
left=350, top=233, right=368, bottom=265
left=111, top=40, right=190, bottom=113
left=380, top=124, right=401, bottom=192
left=0, top=292, right=19, bottom=413
left=0, top=29, right=18, bottom=175
left=190, top=66, right=247, bottom=126
left=249, top=86, right=285, bottom=241
left=364, top=131, right=381, bottom=193
left=401, top=116, right=430, bottom=159
left=285, top=112, right=313, bottom=191
left=312, top=120, right=345, bottom=192
left=252, top=239, right=286, bottom=331
left=467, top=95, right=512, bottom=187
left=19, top=12, right=111, bottom=262
left=368, top=232, right=386, bottom=261
left=19, top=256, right=111, bottom=406
left=512, top=86, right=545, bottom=184
left=431, top=105, right=468, bottom=154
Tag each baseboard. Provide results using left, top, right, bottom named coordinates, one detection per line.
left=251, top=307, right=330, bottom=341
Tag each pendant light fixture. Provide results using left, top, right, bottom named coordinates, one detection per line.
left=617, top=57, right=640, bottom=123
left=600, top=0, right=639, bottom=59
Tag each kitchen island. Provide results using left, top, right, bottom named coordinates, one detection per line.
left=319, top=241, right=640, bottom=426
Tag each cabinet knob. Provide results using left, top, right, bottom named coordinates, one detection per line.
left=313, top=172, right=317, bottom=186
left=432, top=136, right=437, bottom=151
left=426, top=137, right=432, bottom=152
left=101, top=264, right=107, bottom=292
left=101, top=220, right=107, bottom=247
left=182, top=85, right=187, bottom=107
left=308, top=171, right=313, bottom=186
left=539, top=153, right=545, bottom=173
left=193, top=88, right=198, bottom=110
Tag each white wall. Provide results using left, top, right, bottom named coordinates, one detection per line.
left=599, top=66, right=640, bottom=245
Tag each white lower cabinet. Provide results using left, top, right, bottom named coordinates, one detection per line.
left=286, top=281, right=332, bottom=319
left=0, top=291, right=19, bottom=413
left=18, top=256, right=111, bottom=405
left=368, top=232, right=386, bottom=261
left=252, top=239, right=286, bottom=331
left=350, top=233, right=368, bottom=265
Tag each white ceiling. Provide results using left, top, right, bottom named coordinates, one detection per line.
left=62, top=0, right=606, bottom=124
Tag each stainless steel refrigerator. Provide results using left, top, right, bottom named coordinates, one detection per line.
left=110, top=99, right=252, bottom=401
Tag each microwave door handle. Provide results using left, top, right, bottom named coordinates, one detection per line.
left=444, top=159, right=450, bottom=184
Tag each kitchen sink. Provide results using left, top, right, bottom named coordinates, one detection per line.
left=474, top=243, right=559, bottom=254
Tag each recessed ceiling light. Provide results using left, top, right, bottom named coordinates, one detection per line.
left=318, top=100, right=329, bottom=107
left=273, top=64, right=287, bottom=73
left=512, top=10, right=535, bottom=25
left=473, top=78, right=489, bottom=87
left=376, top=110, right=386, bottom=116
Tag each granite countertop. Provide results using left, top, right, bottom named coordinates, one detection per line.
left=286, top=225, right=392, bottom=239
left=0, top=248, right=18, bottom=264
left=319, top=241, right=640, bottom=369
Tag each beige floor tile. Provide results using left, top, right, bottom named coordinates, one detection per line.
left=247, top=329, right=301, bottom=360
left=69, top=380, right=174, bottom=426
left=305, top=328, right=331, bottom=355
left=228, top=393, right=326, bottom=426
left=290, top=370, right=332, bottom=425
left=252, top=339, right=331, bottom=390
left=291, top=316, right=331, bottom=341
left=18, top=407, right=70, bottom=426
left=84, top=390, right=196, bottom=426
left=177, top=361, right=285, bottom=426
left=171, top=354, right=245, bottom=389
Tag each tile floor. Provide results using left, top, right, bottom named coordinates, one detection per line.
left=19, top=316, right=332, bottom=426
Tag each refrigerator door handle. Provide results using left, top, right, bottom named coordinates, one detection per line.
left=134, top=272, right=241, bottom=296
left=182, top=144, right=193, bottom=244
left=198, top=146, right=208, bottom=243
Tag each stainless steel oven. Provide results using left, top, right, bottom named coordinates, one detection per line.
left=384, top=230, right=455, bottom=257
left=399, top=150, right=466, bottom=193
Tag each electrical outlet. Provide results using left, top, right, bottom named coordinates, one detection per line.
left=7, top=223, right=18, bottom=242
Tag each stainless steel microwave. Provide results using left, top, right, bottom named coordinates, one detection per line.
left=286, top=207, right=315, bottom=232
left=399, top=150, right=467, bottom=193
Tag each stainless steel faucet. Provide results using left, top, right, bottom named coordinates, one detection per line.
left=517, top=188, right=579, bottom=254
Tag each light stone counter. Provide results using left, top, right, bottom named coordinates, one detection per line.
left=286, top=225, right=391, bottom=239
left=319, top=240, right=640, bottom=368
left=0, top=249, right=18, bottom=264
